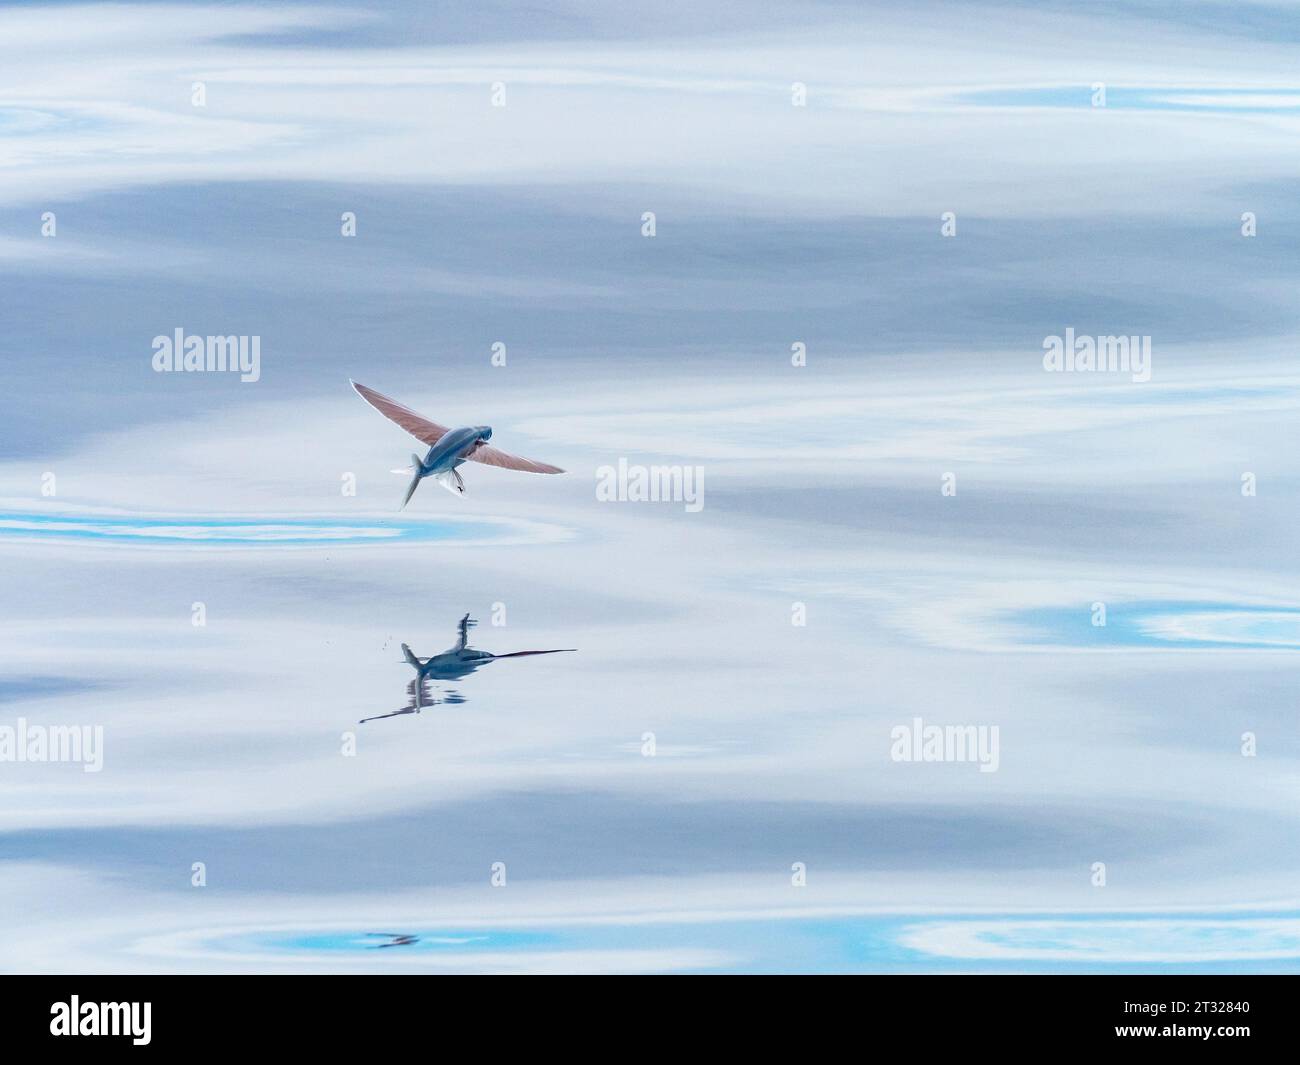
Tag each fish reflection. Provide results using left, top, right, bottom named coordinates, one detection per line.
left=359, top=614, right=574, bottom=724
left=358, top=676, right=445, bottom=724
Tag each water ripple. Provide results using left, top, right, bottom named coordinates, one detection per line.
left=0, top=510, right=568, bottom=549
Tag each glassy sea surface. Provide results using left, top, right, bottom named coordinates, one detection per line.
left=2, top=0, right=1300, bottom=972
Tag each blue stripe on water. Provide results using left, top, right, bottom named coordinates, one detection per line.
left=1013, top=601, right=1300, bottom=650
left=958, top=86, right=1300, bottom=113
left=219, top=910, right=1300, bottom=973
left=0, top=511, right=518, bottom=548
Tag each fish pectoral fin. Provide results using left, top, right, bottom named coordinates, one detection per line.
left=433, top=469, right=466, bottom=495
